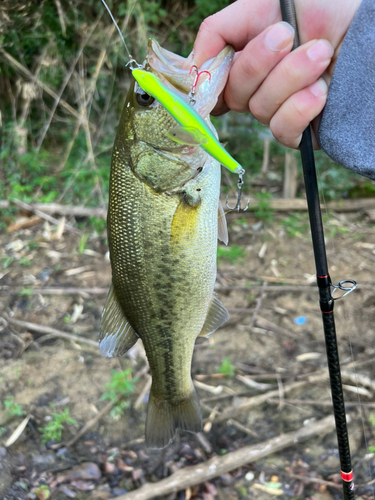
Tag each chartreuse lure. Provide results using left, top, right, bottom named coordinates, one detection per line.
left=132, top=69, right=245, bottom=176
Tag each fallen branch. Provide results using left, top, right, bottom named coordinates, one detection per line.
left=66, top=364, right=149, bottom=448
left=4, top=287, right=109, bottom=296
left=0, top=200, right=106, bottom=218
left=288, top=473, right=341, bottom=490
left=12, top=199, right=80, bottom=234
left=267, top=398, right=375, bottom=408
left=115, top=415, right=336, bottom=500
left=2, top=315, right=97, bottom=347
left=2, top=197, right=375, bottom=221
left=213, top=372, right=327, bottom=424
left=254, top=316, right=299, bottom=339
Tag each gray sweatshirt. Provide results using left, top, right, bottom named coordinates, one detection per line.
left=318, top=0, right=375, bottom=180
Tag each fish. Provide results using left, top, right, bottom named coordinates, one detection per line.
left=99, top=39, right=233, bottom=449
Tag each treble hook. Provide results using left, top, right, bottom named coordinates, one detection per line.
left=189, top=65, right=212, bottom=106
left=225, top=169, right=250, bottom=213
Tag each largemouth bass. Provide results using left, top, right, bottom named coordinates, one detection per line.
left=99, top=40, right=233, bottom=448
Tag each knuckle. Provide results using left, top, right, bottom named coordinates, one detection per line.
left=249, top=95, right=269, bottom=124
left=197, top=15, right=217, bottom=36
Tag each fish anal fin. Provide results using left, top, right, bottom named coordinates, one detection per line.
left=145, top=385, right=202, bottom=449
left=218, top=202, right=228, bottom=245
left=166, top=126, right=209, bottom=146
left=99, top=284, right=139, bottom=357
left=199, top=296, right=229, bottom=338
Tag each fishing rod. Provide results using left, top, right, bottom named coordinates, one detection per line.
left=279, top=1, right=357, bottom=498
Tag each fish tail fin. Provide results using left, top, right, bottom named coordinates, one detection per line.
left=145, top=384, right=202, bottom=449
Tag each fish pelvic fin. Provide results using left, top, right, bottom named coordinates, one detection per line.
left=218, top=201, right=228, bottom=245
left=199, top=295, right=229, bottom=339
left=145, top=385, right=202, bottom=449
left=99, top=284, right=139, bottom=357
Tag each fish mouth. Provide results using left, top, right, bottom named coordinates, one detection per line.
left=145, top=39, right=234, bottom=119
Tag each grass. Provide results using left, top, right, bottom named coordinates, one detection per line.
left=4, top=397, right=25, bottom=417
left=102, top=369, right=136, bottom=419
left=282, top=213, right=310, bottom=238
left=39, top=407, right=77, bottom=444
left=217, top=245, right=247, bottom=265
left=216, top=357, right=236, bottom=378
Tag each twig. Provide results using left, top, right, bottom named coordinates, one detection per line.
left=288, top=473, right=341, bottom=490
left=3, top=288, right=108, bottom=296
left=253, top=316, right=298, bottom=339
left=2, top=315, right=97, bottom=347
left=66, top=364, right=149, bottom=448
left=12, top=199, right=80, bottom=234
left=0, top=48, right=95, bottom=130
left=267, top=398, right=375, bottom=408
left=227, top=418, right=258, bottom=438
left=36, top=18, right=100, bottom=151
left=213, top=373, right=328, bottom=424
left=113, top=415, right=336, bottom=500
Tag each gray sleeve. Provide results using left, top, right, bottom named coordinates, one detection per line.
left=318, top=0, right=375, bottom=180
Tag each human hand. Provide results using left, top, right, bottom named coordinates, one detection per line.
left=193, top=0, right=362, bottom=149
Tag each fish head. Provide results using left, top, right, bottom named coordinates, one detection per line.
left=116, top=41, right=234, bottom=191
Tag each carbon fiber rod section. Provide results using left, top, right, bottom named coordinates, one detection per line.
left=279, top=1, right=354, bottom=498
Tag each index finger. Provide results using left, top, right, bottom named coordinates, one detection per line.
left=193, top=0, right=281, bottom=67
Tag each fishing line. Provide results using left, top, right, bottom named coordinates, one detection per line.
left=100, top=0, right=136, bottom=64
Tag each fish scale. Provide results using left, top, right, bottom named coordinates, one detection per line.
left=99, top=41, right=233, bottom=448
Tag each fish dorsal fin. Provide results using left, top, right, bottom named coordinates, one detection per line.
left=166, top=126, right=209, bottom=146
left=199, top=296, right=229, bottom=338
left=99, top=284, right=139, bottom=357
left=218, top=202, right=228, bottom=245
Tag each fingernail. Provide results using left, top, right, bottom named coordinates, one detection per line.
left=310, top=78, right=328, bottom=97
left=307, top=40, right=334, bottom=63
left=264, top=22, right=295, bottom=52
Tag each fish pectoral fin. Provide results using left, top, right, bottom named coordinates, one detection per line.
left=99, top=284, right=139, bottom=357
left=199, top=296, right=230, bottom=338
left=166, top=126, right=209, bottom=146
left=218, top=201, right=228, bottom=245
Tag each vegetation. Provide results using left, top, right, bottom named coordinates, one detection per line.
left=216, top=357, right=236, bottom=378
left=101, top=369, right=136, bottom=419
left=1, top=0, right=373, bottom=234
left=217, top=244, right=247, bottom=264
left=39, top=407, right=77, bottom=443
left=3, top=396, right=25, bottom=417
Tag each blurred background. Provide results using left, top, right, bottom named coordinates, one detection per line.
left=2, top=2, right=375, bottom=500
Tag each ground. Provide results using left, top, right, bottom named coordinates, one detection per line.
left=1, top=207, right=375, bottom=500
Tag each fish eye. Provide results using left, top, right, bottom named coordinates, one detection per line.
left=136, top=89, right=155, bottom=107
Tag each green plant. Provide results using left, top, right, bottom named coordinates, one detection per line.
left=78, top=234, right=90, bottom=254
left=102, top=369, right=136, bottom=419
left=216, top=357, right=235, bottom=378
left=369, top=413, right=375, bottom=427
left=4, top=397, right=25, bottom=417
left=217, top=245, right=247, bottom=265
left=253, top=192, right=274, bottom=222
left=282, top=213, right=310, bottom=238
left=35, top=485, right=51, bottom=500
left=39, top=408, right=77, bottom=443
left=19, top=256, right=32, bottom=267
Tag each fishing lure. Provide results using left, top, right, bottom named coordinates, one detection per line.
left=100, top=0, right=248, bottom=211
left=132, top=69, right=244, bottom=176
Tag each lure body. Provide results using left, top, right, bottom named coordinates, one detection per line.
left=132, top=69, right=245, bottom=176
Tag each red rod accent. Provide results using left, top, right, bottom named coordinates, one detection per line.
left=341, top=470, right=354, bottom=482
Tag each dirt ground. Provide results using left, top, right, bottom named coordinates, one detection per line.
left=1, top=207, right=375, bottom=500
